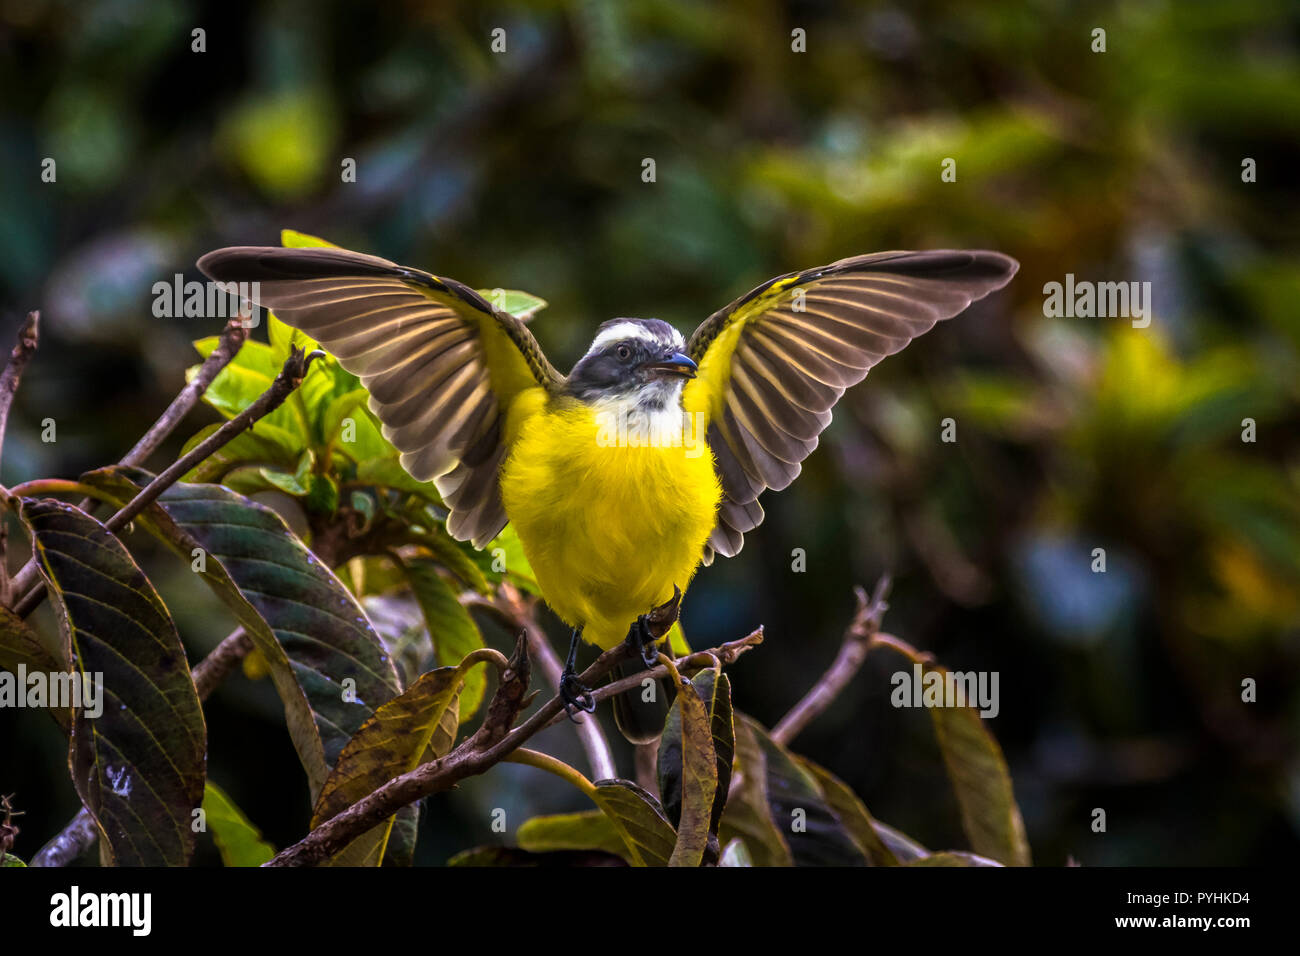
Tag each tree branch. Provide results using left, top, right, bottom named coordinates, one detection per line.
left=29, top=807, right=96, bottom=868
left=266, top=628, right=762, bottom=867
left=770, top=575, right=892, bottom=746
left=10, top=347, right=323, bottom=617
left=191, top=627, right=253, bottom=699
left=0, top=312, right=39, bottom=604
left=0, top=311, right=38, bottom=476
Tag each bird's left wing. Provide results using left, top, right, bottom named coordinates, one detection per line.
left=682, top=250, right=1018, bottom=562
left=198, top=246, right=563, bottom=547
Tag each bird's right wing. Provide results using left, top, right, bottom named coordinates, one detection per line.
left=683, top=250, right=1019, bottom=561
left=198, top=245, right=563, bottom=547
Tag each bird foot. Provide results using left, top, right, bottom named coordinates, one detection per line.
left=627, top=615, right=662, bottom=668
left=559, top=671, right=596, bottom=716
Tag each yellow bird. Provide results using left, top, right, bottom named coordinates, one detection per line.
left=198, top=245, right=1017, bottom=738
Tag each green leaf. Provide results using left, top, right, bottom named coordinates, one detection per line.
left=0, top=603, right=69, bottom=731
left=333, top=406, right=393, bottom=464
left=181, top=421, right=301, bottom=484
left=20, top=498, right=206, bottom=866
left=476, top=288, right=548, bottom=322
left=268, top=310, right=320, bottom=365
left=381, top=806, right=421, bottom=867
left=798, top=757, right=901, bottom=866
left=81, top=466, right=401, bottom=802
left=260, top=449, right=312, bottom=496
left=401, top=559, right=485, bottom=721
left=192, top=337, right=306, bottom=441
left=362, top=593, right=433, bottom=688
left=517, top=810, right=632, bottom=863
left=481, top=524, right=539, bottom=594
left=407, top=527, right=490, bottom=593
left=281, top=228, right=339, bottom=249
left=310, top=664, right=464, bottom=866
left=726, top=716, right=867, bottom=866
left=321, top=389, right=370, bottom=446
left=2, top=853, right=25, bottom=867
left=665, top=676, right=716, bottom=867
left=658, top=669, right=733, bottom=844
left=203, top=781, right=275, bottom=866
left=589, top=780, right=677, bottom=867
left=925, top=663, right=1031, bottom=866
left=665, top=621, right=691, bottom=656
left=354, top=458, right=442, bottom=503
left=717, top=714, right=792, bottom=867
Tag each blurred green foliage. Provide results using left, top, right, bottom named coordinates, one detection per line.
left=1, top=0, right=1297, bottom=865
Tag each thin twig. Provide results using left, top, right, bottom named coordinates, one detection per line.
left=504, top=748, right=596, bottom=797
left=5, top=319, right=248, bottom=607
left=191, top=627, right=253, bottom=699
left=0, top=311, right=39, bottom=475
left=266, top=628, right=762, bottom=867
left=0, top=312, right=39, bottom=603
left=495, top=582, right=616, bottom=781
left=29, top=808, right=97, bottom=868
left=770, top=575, right=892, bottom=746
left=10, top=347, right=323, bottom=617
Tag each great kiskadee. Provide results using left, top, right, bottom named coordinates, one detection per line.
left=198, top=245, right=1018, bottom=739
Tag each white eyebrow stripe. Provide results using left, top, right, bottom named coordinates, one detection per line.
left=586, top=322, right=663, bottom=355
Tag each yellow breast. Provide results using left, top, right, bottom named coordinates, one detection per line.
left=499, top=396, right=721, bottom=649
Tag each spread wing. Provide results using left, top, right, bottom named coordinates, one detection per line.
left=682, top=250, right=1019, bottom=562
left=197, top=246, right=563, bottom=547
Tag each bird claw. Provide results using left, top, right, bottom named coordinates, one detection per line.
left=631, top=615, right=661, bottom=667
left=560, top=673, right=596, bottom=716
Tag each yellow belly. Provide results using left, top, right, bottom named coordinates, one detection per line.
left=499, top=399, right=722, bottom=649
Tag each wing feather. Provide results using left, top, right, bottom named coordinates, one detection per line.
left=197, top=245, right=561, bottom=547
left=685, top=249, right=1018, bottom=558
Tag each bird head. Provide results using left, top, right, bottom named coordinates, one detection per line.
left=566, top=318, right=698, bottom=409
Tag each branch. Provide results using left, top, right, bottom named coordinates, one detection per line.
left=770, top=575, right=892, bottom=746
left=266, top=628, right=762, bottom=867
left=504, top=748, right=596, bottom=797
left=0, top=311, right=38, bottom=475
left=191, top=627, right=253, bottom=699
left=10, top=347, right=323, bottom=617
left=29, top=807, right=97, bottom=868
left=0, top=312, right=39, bottom=603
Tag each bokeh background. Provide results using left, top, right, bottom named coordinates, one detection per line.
left=2, top=0, right=1298, bottom=866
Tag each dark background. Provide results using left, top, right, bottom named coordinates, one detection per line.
left=2, top=0, right=1298, bottom=866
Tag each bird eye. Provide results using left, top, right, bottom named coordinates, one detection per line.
left=615, top=344, right=632, bottom=361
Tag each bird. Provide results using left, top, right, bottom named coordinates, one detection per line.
left=197, top=243, right=1018, bottom=740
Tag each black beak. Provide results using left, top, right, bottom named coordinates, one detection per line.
left=642, top=351, right=698, bottom=379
